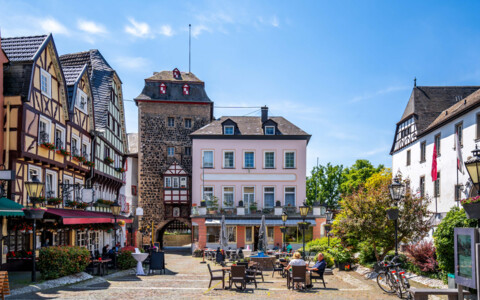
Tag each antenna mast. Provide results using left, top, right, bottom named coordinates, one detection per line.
left=189, top=24, right=191, bottom=73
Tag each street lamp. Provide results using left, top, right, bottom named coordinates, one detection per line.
left=24, top=175, right=45, bottom=282
left=465, top=145, right=480, bottom=196
left=281, top=211, right=288, bottom=252
left=299, top=203, right=310, bottom=258
left=111, top=200, right=121, bottom=249
left=388, top=176, right=405, bottom=256
left=324, top=223, right=332, bottom=247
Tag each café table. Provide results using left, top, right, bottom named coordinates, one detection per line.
left=91, top=258, right=111, bottom=276
left=131, top=253, right=149, bottom=276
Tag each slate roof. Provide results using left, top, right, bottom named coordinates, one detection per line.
left=191, top=116, right=310, bottom=140
left=62, top=65, right=85, bottom=85
left=398, top=86, right=480, bottom=134
left=146, top=71, right=203, bottom=83
left=1, top=35, right=47, bottom=62
left=60, top=50, right=118, bottom=129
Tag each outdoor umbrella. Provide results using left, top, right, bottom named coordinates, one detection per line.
left=220, top=215, right=229, bottom=249
left=258, top=215, right=268, bottom=253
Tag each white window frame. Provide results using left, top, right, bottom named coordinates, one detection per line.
left=222, top=186, right=235, bottom=208
left=164, top=177, right=172, bottom=188
left=167, top=147, right=175, bottom=157
left=180, top=177, right=187, bottom=188
left=224, top=125, right=234, bottom=135
left=284, top=186, right=296, bottom=206
left=184, top=118, right=192, bottom=129
left=38, top=116, right=52, bottom=144
left=264, top=151, right=275, bottom=169
left=265, top=126, right=275, bottom=135
left=63, top=175, right=74, bottom=202
left=244, top=151, right=255, bottom=168
left=263, top=186, right=275, bottom=208
left=167, top=117, right=175, bottom=127
left=172, top=177, right=179, bottom=188
left=28, top=165, right=42, bottom=182
left=45, top=170, right=58, bottom=198
left=54, top=125, right=66, bottom=149
left=40, top=68, right=52, bottom=98
left=284, top=151, right=296, bottom=169
left=203, top=186, right=214, bottom=201
left=243, top=186, right=255, bottom=213
left=71, top=134, right=81, bottom=156
left=76, top=89, right=88, bottom=113
left=223, top=150, right=235, bottom=168
left=82, top=141, right=91, bottom=160
left=202, top=150, right=214, bottom=168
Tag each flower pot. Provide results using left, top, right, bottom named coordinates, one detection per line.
left=463, top=202, right=480, bottom=219
left=386, top=208, right=399, bottom=220
left=298, top=222, right=311, bottom=230
left=338, top=262, right=351, bottom=271
left=23, top=208, right=46, bottom=219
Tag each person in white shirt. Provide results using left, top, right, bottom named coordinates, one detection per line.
left=286, top=252, right=311, bottom=287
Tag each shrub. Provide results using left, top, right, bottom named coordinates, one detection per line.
left=434, top=207, right=477, bottom=282
left=328, top=245, right=354, bottom=264
left=38, top=246, right=90, bottom=280
left=322, top=252, right=335, bottom=268
left=305, top=237, right=341, bottom=253
left=117, top=249, right=137, bottom=270
left=405, top=240, right=438, bottom=273
left=358, top=242, right=377, bottom=267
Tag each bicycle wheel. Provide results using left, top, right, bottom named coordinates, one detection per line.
left=376, top=271, right=395, bottom=294
left=393, top=273, right=403, bottom=298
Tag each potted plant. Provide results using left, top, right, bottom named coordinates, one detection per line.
left=461, top=196, right=480, bottom=219
left=329, top=247, right=353, bottom=271
left=40, top=142, right=56, bottom=150
left=249, top=201, right=257, bottom=213
left=56, top=148, right=70, bottom=156
left=73, top=154, right=86, bottom=163
left=200, top=200, right=206, bottom=207
left=297, top=221, right=311, bottom=230
left=386, top=207, right=399, bottom=220
left=104, top=156, right=114, bottom=165
left=84, top=160, right=95, bottom=167
left=207, top=196, right=219, bottom=214
left=115, top=167, right=126, bottom=173
left=47, top=197, right=62, bottom=206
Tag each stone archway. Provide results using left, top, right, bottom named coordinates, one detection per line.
left=155, top=218, right=191, bottom=249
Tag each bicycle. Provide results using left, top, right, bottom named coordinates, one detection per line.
left=375, top=256, right=412, bottom=299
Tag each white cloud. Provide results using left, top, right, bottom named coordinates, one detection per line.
left=191, top=24, right=210, bottom=38
left=359, top=146, right=390, bottom=157
left=113, top=56, right=149, bottom=70
left=350, top=85, right=409, bottom=103
left=39, top=17, right=69, bottom=35
left=77, top=19, right=107, bottom=34
left=158, top=25, right=174, bottom=37
left=271, top=15, right=280, bottom=27
left=125, top=18, right=151, bottom=38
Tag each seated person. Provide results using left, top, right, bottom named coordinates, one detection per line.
left=102, top=244, right=110, bottom=256
left=306, top=252, right=327, bottom=288
left=286, top=252, right=311, bottom=287
left=286, top=243, right=293, bottom=253
left=272, top=243, right=280, bottom=251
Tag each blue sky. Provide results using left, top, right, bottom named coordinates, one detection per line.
left=2, top=0, right=480, bottom=173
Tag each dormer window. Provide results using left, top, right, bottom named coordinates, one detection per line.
left=224, top=125, right=234, bottom=135
left=172, top=68, right=180, bottom=79
left=183, top=84, right=190, bottom=95
left=265, top=126, right=275, bottom=135
left=159, top=83, right=166, bottom=94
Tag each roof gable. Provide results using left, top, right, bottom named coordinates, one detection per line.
left=1, top=35, right=48, bottom=62
left=164, top=162, right=188, bottom=175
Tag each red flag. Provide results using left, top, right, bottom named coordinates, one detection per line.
left=431, top=143, right=437, bottom=182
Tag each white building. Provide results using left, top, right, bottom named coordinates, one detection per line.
left=391, top=85, right=480, bottom=226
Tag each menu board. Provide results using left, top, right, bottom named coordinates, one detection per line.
left=454, top=227, right=478, bottom=289
left=457, top=234, right=472, bottom=278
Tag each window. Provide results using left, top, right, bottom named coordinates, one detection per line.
left=243, top=187, right=255, bottom=213
left=245, top=227, right=253, bottom=243
left=164, top=177, right=172, bottom=188
left=185, top=118, right=192, bottom=128
left=224, top=126, right=234, bottom=135
left=203, top=186, right=214, bottom=201
left=76, top=231, right=87, bottom=247
left=76, top=89, right=88, bottom=112
left=434, top=134, right=441, bottom=156
left=406, top=150, right=411, bottom=166
left=62, top=175, right=74, bottom=203
left=202, top=150, right=213, bottom=168
left=40, top=68, right=51, bottom=98
left=172, top=177, right=179, bottom=188
left=455, top=122, right=463, bottom=147
left=264, top=152, right=275, bottom=168
left=420, top=141, right=426, bottom=163
left=168, top=117, right=175, bottom=127
left=223, top=187, right=234, bottom=207
left=167, top=147, right=175, bottom=157
left=223, top=151, right=234, bottom=168
left=88, top=231, right=100, bottom=252
left=55, top=127, right=65, bottom=149
left=185, top=147, right=191, bottom=156
left=267, top=227, right=274, bottom=243
left=71, top=135, right=80, bottom=156
left=227, top=226, right=236, bottom=243
left=265, top=126, right=275, bottom=135
left=244, top=151, right=255, bottom=168
left=38, top=117, right=51, bottom=144
left=207, top=227, right=219, bottom=243
left=28, top=165, right=42, bottom=182
left=159, top=83, right=166, bottom=94
left=180, top=177, right=187, bottom=188
left=183, top=84, right=190, bottom=95
left=419, top=176, right=425, bottom=198
left=455, top=184, right=463, bottom=201
left=285, top=187, right=296, bottom=206
left=45, top=171, right=57, bottom=198
left=284, top=151, right=296, bottom=168
left=82, top=142, right=90, bottom=160
left=264, top=187, right=275, bottom=208
left=434, top=172, right=440, bottom=197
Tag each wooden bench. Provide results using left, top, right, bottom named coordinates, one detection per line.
left=0, top=271, right=10, bottom=300
left=408, top=288, right=470, bottom=300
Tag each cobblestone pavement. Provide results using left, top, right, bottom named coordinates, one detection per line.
left=10, top=248, right=433, bottom=300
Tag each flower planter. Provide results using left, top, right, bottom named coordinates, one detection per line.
left=338, top=262, right=352, bottom=271
left=208, top=210, right=217, bottom=215
left=297, top=222, right=311, bottom=230
left=22, top=208, right=46, bottom=219
left=386, top=208, right=399, bottom=220
left=463, top=202, right=480, bottom=219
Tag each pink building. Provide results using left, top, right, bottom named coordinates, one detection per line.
left=191, top=107, right=327, bottom=251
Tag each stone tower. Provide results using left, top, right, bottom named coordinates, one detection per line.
left=135, top=68, right=213, bottom=247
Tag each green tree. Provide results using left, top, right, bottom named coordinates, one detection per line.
left=333, top=170, right=432, bottom=260
left=306, top=163, right=344, bottom=207
left=433, top=206, right=477, bottom=280
left=340, top=159, right=384, bottom=195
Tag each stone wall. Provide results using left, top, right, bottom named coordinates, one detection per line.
left=138, top=101, right=212, bottom=244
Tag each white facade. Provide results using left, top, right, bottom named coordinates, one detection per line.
left=392, top=108, right=480, bottom=215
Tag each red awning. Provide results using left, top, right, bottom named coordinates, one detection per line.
left=45, top=208, right=133, bottom=225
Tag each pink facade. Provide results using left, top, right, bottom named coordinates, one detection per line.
left=192, top=139, right=307, bottom=208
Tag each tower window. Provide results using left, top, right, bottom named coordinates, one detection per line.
left=183, top=84, right=190, bottom=95
left=172, top=68, right=180, bottom=79
left=185, top=118, right=192, bottom=128
left=168, top=117, right=175, bottom=127
left=159, top=83, right=167, bottom=94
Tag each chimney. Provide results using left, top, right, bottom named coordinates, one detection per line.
left=261, top=106, right=268, bottom=123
